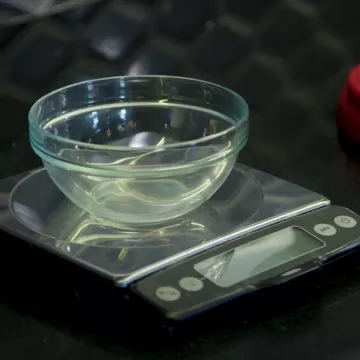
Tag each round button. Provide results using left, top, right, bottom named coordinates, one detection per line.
left=155, top=286, right=181, bottom=302
left=334, top=215, right=357, bottom=228
left=179, top=277, right=204, bottom=292
left=314, top=223, right=337, bottom=236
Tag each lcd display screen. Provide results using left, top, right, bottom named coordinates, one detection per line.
left=194, top=227, right=324, bottom=288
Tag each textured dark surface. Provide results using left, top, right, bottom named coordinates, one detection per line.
left=2, top=0, right=360, bottom=359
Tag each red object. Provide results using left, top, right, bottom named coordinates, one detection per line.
left=338, top=64, right=360, bottom=144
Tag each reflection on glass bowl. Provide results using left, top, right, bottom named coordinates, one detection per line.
left=57, top=216, right=213, bottom=249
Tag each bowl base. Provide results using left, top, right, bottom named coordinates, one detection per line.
left=9, top=165, right=263, bottom=247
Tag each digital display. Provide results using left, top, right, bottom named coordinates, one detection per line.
left=194, top=227, right=324, bottom=288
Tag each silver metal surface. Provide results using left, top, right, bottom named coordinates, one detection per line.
left=0, top=164, right=329, bottom=286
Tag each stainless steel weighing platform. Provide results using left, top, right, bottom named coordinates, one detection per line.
left=0, top=164, right=329, bottom=288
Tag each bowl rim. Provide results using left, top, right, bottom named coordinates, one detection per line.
left=29, top=75, right=249, bottom=152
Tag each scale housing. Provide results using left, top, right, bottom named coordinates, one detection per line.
left=0, top=164, right=329, bottom=288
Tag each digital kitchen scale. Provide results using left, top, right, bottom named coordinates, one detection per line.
left=0, top=164, right=359, bottom=322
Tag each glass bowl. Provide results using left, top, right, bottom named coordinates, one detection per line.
left=29, top=76, right=249, bottom=225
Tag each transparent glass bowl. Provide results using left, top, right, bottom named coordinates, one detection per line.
left=29, top=76, right=249, bottom=225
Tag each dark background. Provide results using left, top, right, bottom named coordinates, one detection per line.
left=2, top=0, right=360, bottom=359
left=1, top=0, right=360, bottom=191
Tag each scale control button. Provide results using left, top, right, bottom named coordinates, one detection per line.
left=179, top=277, right=204, bottom=292
left=334, top=215, right=357, bottom=228
left=314, top=223, right=337, bottom=236
left=155, top=286, right=181, bottom=302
